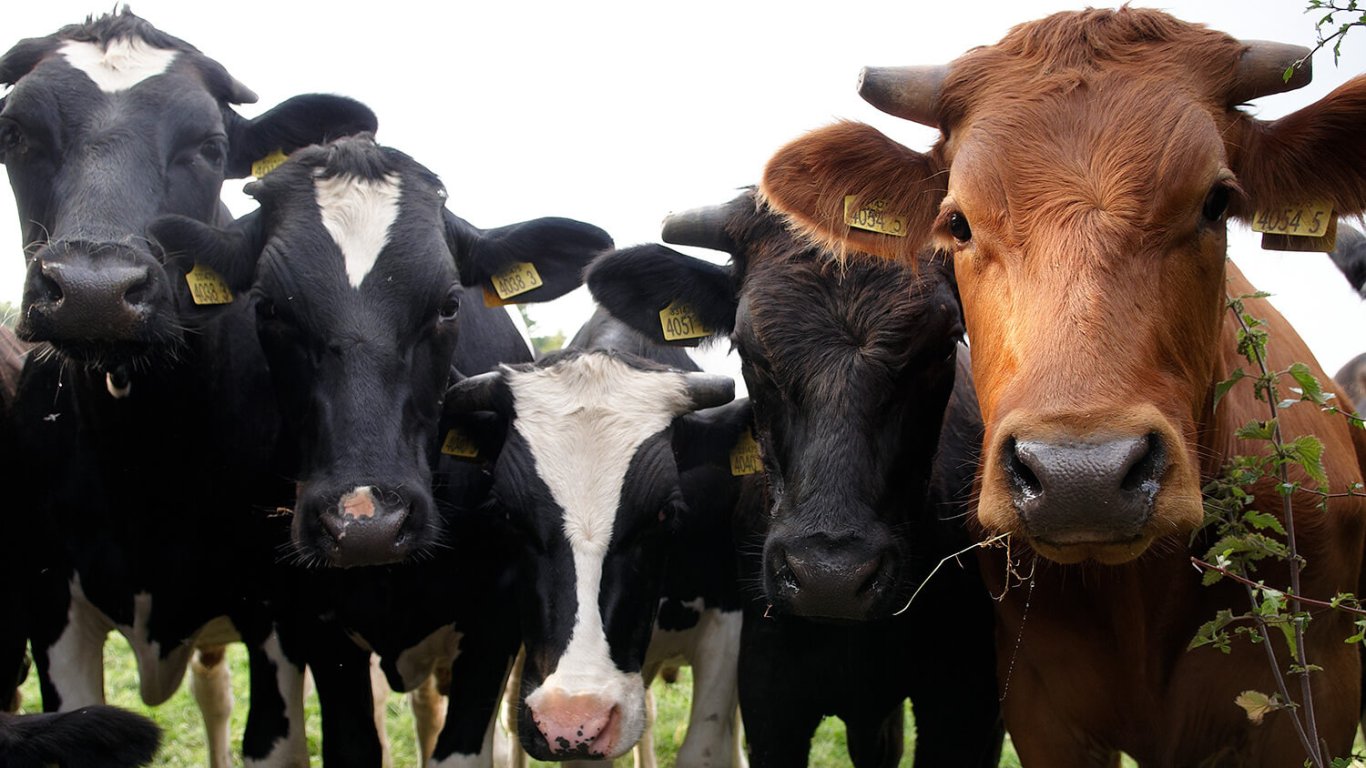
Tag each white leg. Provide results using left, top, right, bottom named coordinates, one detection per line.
left=246, top=631, right=309, bottom=768
left=410, top=672, right=448, bottom=763
left=46, top=577, right=111, bottom=710
left=190, top=644, right=234, bottom=768
left=676, top=610, right=743, bottom=768
left=371, top=654, right=393, bottom=768
left=632, top=685, right=658, bottom=768
left=494, top=648, right=528, bottom=768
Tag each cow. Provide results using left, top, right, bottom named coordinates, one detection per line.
left=587, top=190, right=1001, bottom=766
left=149, top=134, right=613, bottom=766
left=756, top=8, right=1366, bottom=765
left=0, top=704, right=160, bottom=768
left=444, top=339, right=748, bottom=762
left=0, top=10, right=376, bottom=766
left=1330, top=221, right=1366, bottom=297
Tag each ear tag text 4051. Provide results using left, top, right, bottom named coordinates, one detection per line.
left=729, top=429, right=762, bottom=477
left=659, top=301, right=709, bottom=343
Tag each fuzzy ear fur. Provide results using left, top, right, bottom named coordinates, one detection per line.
left=225, top=95, right=378, bottom=178
left=148, top=211, right=265, bottom=321
left=759, top=121, right=946, bottom=263
left=587, top=244, right=738, bottom=346
left=444, top=211, right=613, bottom=303
left=1227, top=76, right=1366, bottom=223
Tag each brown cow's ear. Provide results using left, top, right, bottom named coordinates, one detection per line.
left=1228, top=75, right=1366, bottom=223
left=759, top=121, right=945, bottom=263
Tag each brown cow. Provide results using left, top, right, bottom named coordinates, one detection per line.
left=758, top=8, right=1366, bottom=766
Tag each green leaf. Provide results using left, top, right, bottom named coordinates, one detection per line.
left=1236, top=419, right=1276, bottom=442
left=1284, top=435, right=1328, bottom=486
left=1214, top=369, right=1246, bottom=408
left=1288, top=363, right=1329, bottom=406
left=1243, top=511, right=1286, bottom=535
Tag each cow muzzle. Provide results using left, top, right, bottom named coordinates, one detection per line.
left=19, top=242, right=171, bottom=352
left=296, top=484, right=432, bottom=567
left=764, top=525, right=898, bottom=620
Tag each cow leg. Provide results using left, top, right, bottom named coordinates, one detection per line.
left=309, top=627, right=382, bottom=768
left=631, top=686, right=657, bottom=768
left=190, top=644, right=233, bottom=768
left=429, top=630, right=517, bottom=768
left=243, top=630, right=308, bottom=768
left=676, top=609, right=742, bottom=768
left=411, top=671, right=448, bottom=762
left=33, top=576, right=108, bottom=711
left=369, top=654, right=393, bottom=768
left=739, top=698, right=821, bottom=768
left=494, top=649, right=527, bottom=768
left=844, top=703, right=903, bottom=768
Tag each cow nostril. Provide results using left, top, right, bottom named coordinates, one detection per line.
left=1120, top=433, right=1165, bottom=493
left=1004, top=437, right=1043, bottom=502
left=32, top=264, right=64, bottom=305
left=122, top=271, right=153, bottom=307
left=777, top=557, right=800, bottom=592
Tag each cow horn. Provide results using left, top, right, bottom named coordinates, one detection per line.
left=446, top=370, right=504, bottom=413
left=662, top=205, right=736, bottom=254
left=857, top=65, right=948, bottom=128
left=1228, top=40, right=1312, bottom=105
left=682, top=373, right=735, bottom=411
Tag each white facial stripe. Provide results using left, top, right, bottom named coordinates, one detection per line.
left=510, top=355, right=690, bottom=747
left=59, top=39, right=178, bottom=93
left=313, top=173, right=402, bottom=288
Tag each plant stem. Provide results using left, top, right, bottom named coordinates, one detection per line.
left=1244, top=582, right=1321, bottom=765
left=1190, top=558, right=1366, bottom=617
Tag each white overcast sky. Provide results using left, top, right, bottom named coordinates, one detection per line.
left=4, top=1, right=1365, bottom=384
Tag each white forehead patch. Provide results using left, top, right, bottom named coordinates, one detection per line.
left=313, top=173, right=403, bottom=289
left=59, top=38, right=178, bottom=93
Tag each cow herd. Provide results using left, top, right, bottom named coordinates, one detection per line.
left=1, top=7, right=1366, bottom=768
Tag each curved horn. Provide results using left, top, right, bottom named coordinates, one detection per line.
left=857, top=65, right=949, bottom=128
left=662, top=205, right=736, bottom=254
left=682, top=373, right=735, bottom=411
left=1228, top=40, right=1311, bottom=105
left=445, top=370, right=504, bottom=413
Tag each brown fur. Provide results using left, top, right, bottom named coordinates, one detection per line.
left=760, top=7, right=1366, bottom=765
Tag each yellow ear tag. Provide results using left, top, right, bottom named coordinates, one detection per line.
left=844, top=195, right=908, bottom=237
left=489, top=262, right=544, bottom=301
left=440, top=428, right=479, bottom=459
left=250, top=149, right=288, bottom=179
left=1253, top=201, right=1337, bottom=252
left=729, top=429, right=762, bottom=477
left=659, top=301, right=709, bottom=342
left=185, top=263, right=233, bottom=306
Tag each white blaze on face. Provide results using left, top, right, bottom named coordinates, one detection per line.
left=509, top=354, right=692, bottom=756
left=59, top=38, right=178, bottom=93
left=313, top=173, right=403, bottom=288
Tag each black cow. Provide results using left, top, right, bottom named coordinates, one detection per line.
left=0, top=10, right=375, bottom=765
left=0, top=705, right=159, bottom=768
left=150, top=134, right=613, bottom=765
left=587, top=190, right=1002, bottom=767
left=1330, top=221, right=1366, bottom=297
left=445, top=340, right=747, bottom=761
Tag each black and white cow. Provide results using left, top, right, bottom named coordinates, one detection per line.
left=1330, top=221, right=1366, bottom=297
left=445, top=340, right=747, bottom=762
left=587, top=190, right=1003, bottom=766
left=150, top=134, right=613, bottom=766
left=0, top=704, right=160, bottom=768
left=0, top=10, right=375, bottom=766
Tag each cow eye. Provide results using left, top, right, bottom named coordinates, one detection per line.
left=199, top=137, right=227, bottom=166
left=1202, top=185, right=1231, bottom=222
left=948, top=211, right=972, bottom=242
left=0, top=119, right=26, bottom=157
left=438, top=288, right=460, bottom=322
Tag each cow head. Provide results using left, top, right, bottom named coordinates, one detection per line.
left=0, top=9, right=375, bottom=367
left=758, top=8, right=1366, bottom=565
left=588, top=190, right=964, bottom=619
left=445, top=352, right=743, bottom=760
left=1330, top=221, right=1366, bottom=297
left=149, top=136, right=612, bottom=567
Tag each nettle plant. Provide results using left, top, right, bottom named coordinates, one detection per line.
left=1191, top=291, right=1366, bottom=768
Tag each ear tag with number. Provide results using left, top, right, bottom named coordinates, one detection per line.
left=844, top=195, right=909, bottom=237
left=1253, top=201, right=1337, bottom=252
left=251, top=149, right=288, bottom=179
left=441, top=428, right=479, bottom=460
left=482, top=262, right=544, bottom=309
left=185, top=263, right=234, bottom=306
left=729, top=429, right=762, bottom=477
left=659, top=301, right=710, bottom=343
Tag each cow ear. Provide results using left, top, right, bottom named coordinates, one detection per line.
left=760, top=121, right=945, bottom=263
left=587, top=245, right=738, bottom=347
left=1329, top=222, right=1366, bottom=296
left=1228, top=77, right=1366, bottom=224
left=225, top=95, right=378, bottom=178
left=149, top=212, right=265, bottom=314
left=436, top=410, right=509, bottom=468
left=672, top=398, right=754, bottom=474
left=0, top=35, right=58, bottom=87
left=444, top=210, right=613, bottom=304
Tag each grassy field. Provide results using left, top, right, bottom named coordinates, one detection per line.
left=17, top=639, right=1357, bottom=766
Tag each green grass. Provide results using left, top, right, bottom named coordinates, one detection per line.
left=16, top=641, right=1360, bottom=766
